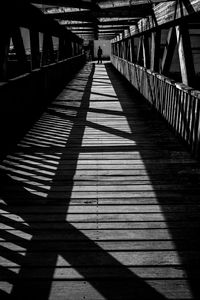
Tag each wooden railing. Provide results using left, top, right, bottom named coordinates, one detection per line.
left=111, top=55, right=200, bottom=159
left=0, top=54, right=85, bottom=158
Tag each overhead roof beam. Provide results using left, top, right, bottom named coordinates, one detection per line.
left=98, top=20, right=137, bottom=25
left=98, top=25, right=129, bottom=28
left=59, top=21, right=93, bottom=27
left=98, top=0, right=171, bottom=8
left=64, top=24, right=94, bottom=29
left=31, top=0, right=100, bottom=10
left=59, top=19, right=137, bottom=26
left=46, top=4, right=152, bottom=20
left=0, top=1, right=82, bottom=41
left=69, top=28, right=95, bottom=32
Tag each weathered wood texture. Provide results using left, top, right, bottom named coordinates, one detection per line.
left=0, top=62, right=200, bottom=299
left=111, top=55, right=200, bottom=158
left=112, top=0, right=200, bottom=41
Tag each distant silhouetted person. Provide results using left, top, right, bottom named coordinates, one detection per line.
left=97, top=46, right=103, bottom=64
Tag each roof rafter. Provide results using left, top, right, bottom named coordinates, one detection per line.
left=32, top=0, right=100, bottom=10
left=45, top=4, right=152, bottom=20
left=31, top=0, right=176, bottom=40
left=98, top=0, right=171, bottom=8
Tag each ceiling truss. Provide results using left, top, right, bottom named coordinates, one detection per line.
left=31, top=0, right=172, bottom=40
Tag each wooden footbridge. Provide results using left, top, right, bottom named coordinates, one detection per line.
left=0, top=1, right=200, bottom=299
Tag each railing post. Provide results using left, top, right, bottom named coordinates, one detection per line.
left=137, top=36, right=143, bottom=65
left=161, top=27, right=176, bottom=76
left=142, top=34, right=150, bottom=69
left=11, top=27, right=28, bottom=73
left=176, top=23, right=195, bottom=86
left=58, top=36, right=65, bottom=61
left=129, top=37, right=134, bottom=63
left=150, top=29, right=161, bottom=72
left=42, top=33, right=54, bottom=66
left=30, top=30, right=40, bottom=69
left=0, top=30, right=10, bottom=81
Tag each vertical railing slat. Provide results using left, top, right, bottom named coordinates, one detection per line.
left=111, top=54, right=200, bottom=159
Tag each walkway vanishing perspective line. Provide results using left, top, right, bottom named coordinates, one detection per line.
left=0, top=62, right=200, bottom=299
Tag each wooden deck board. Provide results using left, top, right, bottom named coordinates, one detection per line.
left=0, top=62, right=200, bottom=299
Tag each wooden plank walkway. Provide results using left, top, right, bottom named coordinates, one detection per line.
left=0, top=62, right=200, bottom=299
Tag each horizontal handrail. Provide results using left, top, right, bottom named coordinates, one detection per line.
left=3, top=54, right=85, bottom=83
left=111, top=55, right=200, bottom=159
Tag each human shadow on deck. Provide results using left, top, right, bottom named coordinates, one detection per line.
left=0, top=63, right=166, bottom=299
left=105, top=63, right=200, bottom=299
